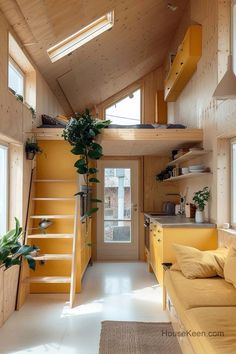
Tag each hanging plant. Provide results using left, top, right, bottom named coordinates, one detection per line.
left=62, top=109, right=111, bottom=220
left=25, top=136, right=43, bottom=160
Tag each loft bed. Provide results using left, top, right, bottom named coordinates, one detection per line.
left=31, top=125, right=203, bottom=156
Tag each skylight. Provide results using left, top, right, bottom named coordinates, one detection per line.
left=47, top=11, right=114, bottom=63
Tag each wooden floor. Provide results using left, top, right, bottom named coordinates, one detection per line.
left=0, top=262, right=168, bottom=354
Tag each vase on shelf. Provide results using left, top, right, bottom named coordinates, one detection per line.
left=195, top=209, right=204, bottom=223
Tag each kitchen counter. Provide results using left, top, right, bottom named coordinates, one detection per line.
left=146, top=215, right=216, bottom=228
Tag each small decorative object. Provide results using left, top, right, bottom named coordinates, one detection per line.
left=192, top=187, right=210, bottom=223
left=63, top=109, right=111, bottom=220
left=156, top=166, right=174, bottom=181
left=29, top=106, right=36, bottom=119
left=25, top=136, right=42, bottom=160
left=0, top=217, right=38, bottom=270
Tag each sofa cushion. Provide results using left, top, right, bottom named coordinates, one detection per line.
left=165, top=270, right=236, bottom=315
left=224, top=247, right=236, bottom=288
left=186, top=307, right=236, bottom=354
left=172, top=244, right=228, bottom=278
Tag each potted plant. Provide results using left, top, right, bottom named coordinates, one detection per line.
left=62, top=109, right=110, bottom=221
left=0, top=218, right=38, bottom=326
left=25, top=136, right=42, bottom=160
left=192, top=187, right=210, bottom=223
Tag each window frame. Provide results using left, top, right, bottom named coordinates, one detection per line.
left=103, top=84, right=144, bottom=124
left=0, top=142, right=9, bottom=236
left=231, top=137, right=236, bottom=228
left=8, top=56, right=25, bottom=99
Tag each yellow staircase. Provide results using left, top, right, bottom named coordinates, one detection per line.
left=17, top=140, right=92, bottom=309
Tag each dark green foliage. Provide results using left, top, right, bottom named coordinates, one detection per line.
left=25, top=136, right=42, bottom=154
left=192, top=187, right=210, bottom=211
left=0, top=218, right=39, bottom=271
left=63, top=109, right=110, bottom=220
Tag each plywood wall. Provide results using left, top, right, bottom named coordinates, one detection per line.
left=97, top=66, right=165, bottom=124
left=0, top=10, right=65, bottom=228
left=163, top=0, right=236, bottom=225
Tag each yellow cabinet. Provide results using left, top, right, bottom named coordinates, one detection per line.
left=149, top=221, right=217, bottom=286
left=164, top=25, right=202, bottom=102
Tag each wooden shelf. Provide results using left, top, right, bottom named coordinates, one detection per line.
left=162, top=172, right=212, bottom=182
left=30, top=215, right=74, bottom=219
left=167, top=150, right=209, bottom=166
left=32, top=198, right=74, bottom=201
left=27, top=233, right=73, bottom=239
left=24, top=276, right=71, bottom=284
left=34, top=179, right=75, bottom=183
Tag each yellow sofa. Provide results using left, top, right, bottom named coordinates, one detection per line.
left=164, top=270, right=236, bottom=354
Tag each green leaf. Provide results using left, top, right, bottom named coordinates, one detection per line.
left=88, top=149, right=103, bottom=160
left=77, top=166, right=88, bottom=174
left=88, top=167, right=98, bottom=174
left=74, top=159, right=86, bottom=168
left=25, top=255, right=36, bottom=271
left=71, top=146, right=85, bottom=155
left=89, top=177, right=100, bottom=183
left=91, top=198, right=102, bottom=203
left=80, top=207, right=99, bottom=221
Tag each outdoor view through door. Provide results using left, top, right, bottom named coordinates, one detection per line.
left=97, top=160, right=139, bottom=260
left=104, top=168, right=131, bottom=243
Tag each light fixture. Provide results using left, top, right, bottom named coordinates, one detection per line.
left=47, top=11, right=114, bottom=63
left=213, top=2, right=236, bottom=99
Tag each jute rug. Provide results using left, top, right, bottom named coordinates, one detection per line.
left=99, top=321, right=182, bottom=354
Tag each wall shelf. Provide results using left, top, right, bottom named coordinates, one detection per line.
left=162, top=172, right=212, bottom=182
left=167, top=149, right=210, bottom=166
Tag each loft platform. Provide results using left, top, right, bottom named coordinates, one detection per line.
left=31, top=128, right=203, bottom=156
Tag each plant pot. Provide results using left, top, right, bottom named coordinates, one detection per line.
left=26, top=151, right=36, bottom=160
left=195, top=209, right=204, bottom=223
left=0, top=265, right=19, bottom=327
left=80, top=185, right=92, bottom=217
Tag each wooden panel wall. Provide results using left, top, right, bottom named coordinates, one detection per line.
left=0, top=10, right=65, bottom=231
left=163, top=0, right=235, bottom=225
left=97, top=66, right=166, bottom=124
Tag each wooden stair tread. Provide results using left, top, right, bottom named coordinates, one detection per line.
left=34, top=179, right=74, bottom=183
left=32, top=254, right=72, bottom=261
left=32, top=198, right=74, bottom=201
left=24, top=276, right=71, bottom=283
left=27, top=233, right=73, bottom=239
left=30, top=215, right=74, bottom=219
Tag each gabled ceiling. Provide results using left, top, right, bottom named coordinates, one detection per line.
left=0, top=0, right=188, bottom=114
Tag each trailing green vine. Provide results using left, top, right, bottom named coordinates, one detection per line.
left=62, top=109, right=110, bottom=220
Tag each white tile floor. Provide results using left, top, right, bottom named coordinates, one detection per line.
left=0, top=262, right=168, bottom=354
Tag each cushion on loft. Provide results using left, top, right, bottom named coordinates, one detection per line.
left=41, top=114, right=67, bottom=127
left=224, top=247, right=236, bottom=288
left=172, top=244, right=229, bottom=279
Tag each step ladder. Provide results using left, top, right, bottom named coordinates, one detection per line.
left=17, top=174, right=80, bottom=309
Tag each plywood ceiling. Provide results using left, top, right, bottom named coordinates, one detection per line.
left=0, top=0, right=188, bottom=114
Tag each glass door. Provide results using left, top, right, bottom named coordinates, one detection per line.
left=97, top=160, right=139, bottom=260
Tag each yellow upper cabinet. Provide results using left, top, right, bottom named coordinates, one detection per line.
left=164, top=25, right=202, bottom=102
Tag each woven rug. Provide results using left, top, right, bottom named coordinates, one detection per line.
left=99, top=321, right=182, bottom=354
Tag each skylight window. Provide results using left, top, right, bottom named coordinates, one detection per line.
left=47, top=11, right=114, bottom=63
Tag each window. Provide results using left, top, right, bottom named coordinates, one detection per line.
left=231, top=139, right=236, bottom=227
left=0, top=145, right=8, bottom=236
left=105, top=88, right=141, bottom=125
left=233, top=1, right=236, bottom=74
left=47, top=11, right=114, bottom=63
left=8, top=58, right=24, bottom=97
